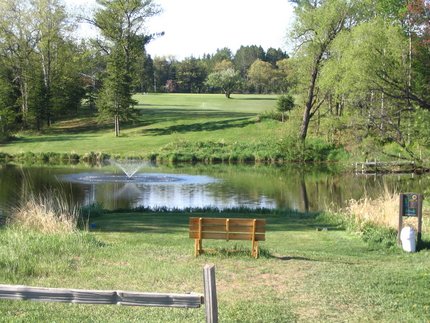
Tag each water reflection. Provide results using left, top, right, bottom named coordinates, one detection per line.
left=80, top=181, right=277, bottom=210
left=0, top=164, right=427, bottom=213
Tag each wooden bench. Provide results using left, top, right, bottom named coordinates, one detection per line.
left=189, top=217, right=266, bottom=258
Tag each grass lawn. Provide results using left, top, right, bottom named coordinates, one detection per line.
left=0, top=210, right=429, bottom=322
left=0, top=94, right=285, bottom=157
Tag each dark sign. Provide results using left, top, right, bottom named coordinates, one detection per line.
left=398, top=193, right=424, bottom=245
left=402, top=193, right=420, bottom=217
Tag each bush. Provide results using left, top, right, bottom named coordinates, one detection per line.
left=155, top=137, right=346, bottom=164
left=361, top=222, right=397, bottom=248
left=276, top=94, right=294, bottom=122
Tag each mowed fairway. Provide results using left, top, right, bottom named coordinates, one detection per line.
left=1, top=94, right=283, bottom=156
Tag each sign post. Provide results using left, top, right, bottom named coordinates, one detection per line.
left=398, top=193, right=423, bottom=245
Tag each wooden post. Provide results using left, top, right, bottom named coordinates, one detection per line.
left=195, top=218, right=203, bottom=257
left=398, top=194, right=404, bottom=244
left=203, top=264, right=218, bottom=323
left=416, top=194, right=424, bottom=245
left=226, top=219, right=230, bottom=242
left=251, top=219, right=258, bottom=258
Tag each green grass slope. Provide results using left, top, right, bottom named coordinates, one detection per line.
left=0, top=211, right=429, bottom=322
left=1, top=94, right=281, bottom=156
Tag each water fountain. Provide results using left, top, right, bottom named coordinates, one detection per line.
left=109, top=159, right=144, bottom=180
left=57, top=159, right=224, bottom=209
left=59, top=159, right=217, bottom=185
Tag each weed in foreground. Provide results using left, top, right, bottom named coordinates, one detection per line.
left=9, top=190, right=79, bottom=234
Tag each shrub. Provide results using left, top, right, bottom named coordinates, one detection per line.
left=276, top=94, right=295, bottom=122
left=361, top=222, right=397, bottom=248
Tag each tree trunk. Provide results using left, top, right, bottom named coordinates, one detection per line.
left=380, top=92, right=385, bottom=132
left=115, top=115, right=120, bottom=137
left=299, top=62, right=320, bottom=141
left=41, top=40, right=52, bottom=128
left=19, top=78, right=29, bottom=128
left=300, top=177, right=309, bottom=213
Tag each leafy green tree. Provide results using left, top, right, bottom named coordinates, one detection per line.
left=135, top=53, right=154, bottom=92
left=213, top=60, right=234, bottom=72
left=315, top=0, right=429, bottom=158
left=33, top=0, right=70, bottom=127
left=212, top=47, right=233, bottom=63
left=79, top=41, right=107, bottom=111
left=93, top=0, right=161, bottom=136
left=234, top=45, right=265, bottom=77
left=274, top=58, right=292, bottom=93
left=50, top=41, right=86, bottom=117
left=247, top=59, right=275, bottom=94
left=404, top=0, right=430, bottom=111
left=153, top=56, right=177, bottom=92
left=206, top=68, right=242, bottom=98
left=0, top=68, right=18, bottom=141
left=0, top=0, right=38, bottom=128
left=175, top=57, right=207, bottom=93
left=265, top=47, right=288, bottom=66
left=0, top=0, right=84, bottom=130
left=289, top=0, right=356, bottom=141
left=276, top=94, right=295, bottom=122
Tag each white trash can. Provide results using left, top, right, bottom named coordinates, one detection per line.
left=400, top=226, right=416, bottom=252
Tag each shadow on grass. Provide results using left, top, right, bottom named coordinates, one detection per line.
left=417, top=239, right=430, bottom=251
left=271, top=255, right=314, bottom=261
left=12, top=107, right=258, bottom=140
left=144, top=117, right=255, bottom=136
left=195, top=248, right=315, bottom=261
left=231, top=97, right=277, bottom=101
left=86, top=210, right=334, bottom=234
left=136, top=108, right=256, bottom=125
left=14, top=135, right=88, bottom=143
left=138, top=106, right=255, bottom=118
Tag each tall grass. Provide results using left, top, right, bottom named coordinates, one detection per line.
left=344, top=186, right=428, bottom=233
left=9, top=190, right=80, bottom=234
left=336, top=186, right=429, bottom=248
left=344, top=186, right=400, bottom=230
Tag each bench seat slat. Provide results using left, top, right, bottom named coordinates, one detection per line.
left=189, top=224, right=265, bottom=233
left=189, top=218, right=265, bottom=227
left=189, top=231, right=265, bottom=241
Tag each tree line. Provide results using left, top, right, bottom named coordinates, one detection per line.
left=0, top=0, right=289, bottom=139
left=148, top=46, right=289, bottom=97
left=0, top=0, right=429, bottom=158
left=288, top=0, right=429, bottom=160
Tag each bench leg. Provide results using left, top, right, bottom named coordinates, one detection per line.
left=195, top=239, right=202, bottom=257
left=252, top=241, right=259, bottom=258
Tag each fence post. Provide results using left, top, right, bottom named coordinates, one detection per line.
left=203, top=264, right=218, bottom=323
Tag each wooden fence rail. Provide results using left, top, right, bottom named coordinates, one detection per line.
left=0, top=264, right=218, bottom=323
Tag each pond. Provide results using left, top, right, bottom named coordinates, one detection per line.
left=0, top=163, right=428, bottom=214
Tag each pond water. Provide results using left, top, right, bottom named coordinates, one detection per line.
left=0, top=163, right=428, bottom=213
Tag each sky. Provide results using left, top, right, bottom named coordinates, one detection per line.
left=66, top=0, right=295, bottom=59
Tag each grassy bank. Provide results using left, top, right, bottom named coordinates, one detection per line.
left=0, top=94, right=346, bottom=164
left=0, top=209, right=429, bottom=322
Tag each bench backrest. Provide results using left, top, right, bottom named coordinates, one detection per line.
left=189, top=217, right=266, bottom=241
